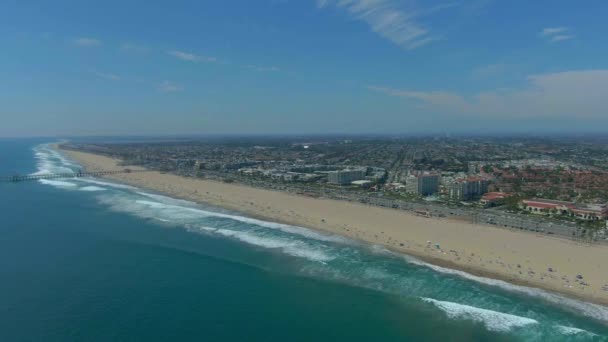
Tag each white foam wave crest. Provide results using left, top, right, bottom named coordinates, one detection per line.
left=556, top=325, right=597, bottom=337
left=194, top=226, right=334, bottom=263
left=32, top=161, right=73, bottom=176
left=79, top=186, right=106, bottom=192
left=402, top=255, right=608, bottom=323
left=38, top=179, right=78, bottom=188
left=132, top=199, right=348, bottom=244
left=137, top=191, right=197, bottom=207
left=96, top=195, right=339, bottom=263
left=422, top=298, right=538, bottom=332
left=31, top=145, right=77, bottom=176
left=75, top=178, right=138, bottom=190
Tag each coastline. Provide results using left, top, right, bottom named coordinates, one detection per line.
left=59, top=146, right=608, bottom=307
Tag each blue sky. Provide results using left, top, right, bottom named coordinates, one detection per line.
left=1, top=0, right=607, bottom=136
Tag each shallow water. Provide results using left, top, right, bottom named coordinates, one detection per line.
left=1, top=140, right=607, bottom=341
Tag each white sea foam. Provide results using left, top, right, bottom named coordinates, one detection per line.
left=132, top=199, right=348, bottom=244
left=79, top=186, right=106, bottom=192
left=357, top=242, right=608, bottom=324
left=97, top=196, right=337, bottom=263
left=75, top=178, right=138, bottom=190
left=31, top=145, right=76, bottom=176
left=38, top=179, right=78, bottom=188
left=39, top=144, right=346, bottom=247
left=137, top=191, right=196, bottom=207
left=556, top=325, right=597, bottom=336
left=362, top=267, right=395, bottom=281
left=32, top=161, right=73, bottom=176
left=422, top=298, right=538, bottom=332
left=31, top=145, right=139, bottom=195
left=201, top=227, right=333, bottom=263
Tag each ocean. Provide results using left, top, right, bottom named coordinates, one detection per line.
left=1, top=139, right=607, bottom=341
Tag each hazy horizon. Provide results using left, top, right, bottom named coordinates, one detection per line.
left=5, top=130, right=608, bottom=140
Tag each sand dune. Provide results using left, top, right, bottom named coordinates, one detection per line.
left=61, top=148, right=608, bottom=306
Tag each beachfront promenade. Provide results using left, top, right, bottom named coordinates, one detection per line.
left=276, top=189, right=596, bottom=242
left=0, top=169, right=147, bottom=183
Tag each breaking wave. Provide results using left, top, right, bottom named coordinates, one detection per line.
left=421, top=298, right=538, bottom=332
left=131, top=196, right=348, bottom=244
left=75, top=178, right=137, bottom=190
left=38, top=179, right=78, bottom=188
left=194, top=226, right=334, bottom=263
left=32, top=144, right=77, bottom=176
left=94, top=194, right=340, bottom=264
left=79, top=186, right=107, bottom=192
left=403, top=253, right=608, bottom=323
left=556, top=325, right=597, bottom=337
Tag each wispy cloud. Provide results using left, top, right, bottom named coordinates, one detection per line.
left=158, top=80, right=183, bottom=93
left=368, top=85, right=469, bottom=108
left=168, top=50, right=217, bottom=63
left=73, top=37, right=102, bottom=47
left=418, top=2, right=460, bottom=15
left=550, top=34, right=575, bottom=42
left=316, top=0, right=452, bottom=50
left=93, top=71, right=121, bottom=81
left=369, top=69, right=608, bottom=118
left=168, top=50, right=278, bottom=72
left=540, top=27, right=568, bottom=36
left=540, top=27, right=575, bottom=42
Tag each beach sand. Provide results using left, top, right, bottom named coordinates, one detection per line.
left=61, top=147, right=608, bottom=306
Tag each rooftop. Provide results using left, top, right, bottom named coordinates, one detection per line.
left=481, top=192, right=511, bottom=201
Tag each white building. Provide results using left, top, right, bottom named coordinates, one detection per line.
left=448, top=177, right=489, bottom=201
left=327, top=168, right=366, bottom=185
left=405, top=173, right=440, bottom=196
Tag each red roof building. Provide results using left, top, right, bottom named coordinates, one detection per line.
left=520, top=198, right=607, bottom=220
left=480, top=192, right=512, bottom=207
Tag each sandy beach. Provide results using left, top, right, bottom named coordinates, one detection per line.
left=61, top=147, right=608, bottom=306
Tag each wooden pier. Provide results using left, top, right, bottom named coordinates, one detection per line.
left=0, top=169, right=145, bottom=183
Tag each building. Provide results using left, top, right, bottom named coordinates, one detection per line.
left=448, top=177, right=489, bottom=201
left=447, top=182, right=463, bottom=200
left=480, top=192, right=512, bottom=207
left=222, top=161, right=260, bottom=170
left=572, top=204, right=608, bottom=221
left=405, top=175, right=419, bottom=194
left=520, top=199, right=608, bottom=221
left=327, top=168, right=366, bottom=185
left=405, top=176, right=418, bottom=193
left=365, top=167, right=387, bottom=182
left=351, top=180, right=373, bottom=188
left=405, top=173, right=440, bottom=196
left=520, top=199, right=574, bottom=215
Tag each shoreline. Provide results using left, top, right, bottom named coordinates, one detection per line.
left=58, top=146, right=608, bottom=308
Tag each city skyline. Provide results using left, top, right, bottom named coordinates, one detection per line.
left=2, top=0, right=608, bottom=136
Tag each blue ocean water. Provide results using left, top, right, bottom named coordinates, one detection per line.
left=1, top=140, right=607, bottom=341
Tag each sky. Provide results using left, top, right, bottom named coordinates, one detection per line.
left=1, top=0, right=608, bottom=137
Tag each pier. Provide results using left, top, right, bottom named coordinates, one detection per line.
left=0, top=169, right=145, bottom=183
